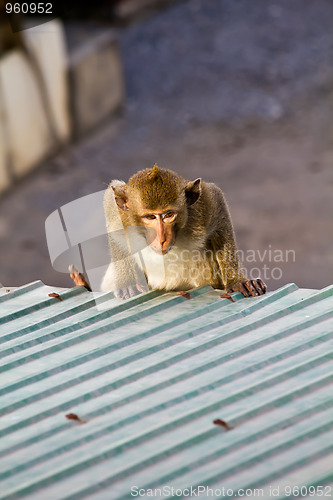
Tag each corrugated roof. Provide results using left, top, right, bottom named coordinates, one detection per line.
left=0, top=281, right=332, bottom=499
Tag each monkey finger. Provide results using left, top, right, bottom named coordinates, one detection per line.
left=251, top=280, right=263, bottom=295
left=228, top=282, right=250, bottom=297
left=114, top=289, right=125, bottom=299
left=251, top=279, right=265, bottom=295
left=136, top=283, right=149, bottom=294
left=128, top=285, right=142, bottom=298
left=244, top=280, right=260, bottom=296
left=257, top=279, right=267, bottom=293
left=115, top=288, right=131, bottom=300
left=239, top=282, right=252, bottom=297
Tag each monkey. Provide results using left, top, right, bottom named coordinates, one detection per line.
left=101, top=164, right=266, bottom=299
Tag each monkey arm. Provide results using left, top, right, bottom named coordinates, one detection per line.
left=101, top=185, right=149, bottom=299
left=210, top=233, right=245, bottom=288
left=210, top=230, right=266, bottom=297
left=206, top=185, right=266, bottom=297
left=101, top=253, right=148, bottom=299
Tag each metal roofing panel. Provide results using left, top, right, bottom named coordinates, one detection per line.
left=0, top=282, right=332, bottom=499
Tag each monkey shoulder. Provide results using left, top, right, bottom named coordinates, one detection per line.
left=104, top=181, right=130, bottom=229
left=190, top=181, right=229, bottom=232
left=201, top=181, right=227, bottom=205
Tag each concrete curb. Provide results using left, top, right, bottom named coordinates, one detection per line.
left=67, top=27, right=125, bottom=138
left=0, top=19, right=125, bottom=195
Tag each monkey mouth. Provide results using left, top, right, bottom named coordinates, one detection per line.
left=150, top=245, right=172, bottom=255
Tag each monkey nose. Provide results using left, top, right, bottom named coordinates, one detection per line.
left=151, top=237, right=170, bottom=254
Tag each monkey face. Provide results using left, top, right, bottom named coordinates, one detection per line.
left=140, top=211, right=177, bottom=254
left=111, top=165, right=201, bottom=256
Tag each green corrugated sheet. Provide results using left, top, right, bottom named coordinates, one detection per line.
left=0, top=281, right=332, bottom=499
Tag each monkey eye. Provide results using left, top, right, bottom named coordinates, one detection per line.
left=162, top=211, right=176, bottom=222
left=143, top=214, right=156, bottom=221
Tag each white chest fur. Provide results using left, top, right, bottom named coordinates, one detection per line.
left=137, top=244, right=215, bottom=291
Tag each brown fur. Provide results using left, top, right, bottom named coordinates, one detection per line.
left=102, top=165, right=266, bottom=298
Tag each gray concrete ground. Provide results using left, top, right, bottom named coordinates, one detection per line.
left=1, top=0, right=333, bottom=292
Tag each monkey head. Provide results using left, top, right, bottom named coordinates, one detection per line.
left=112, top=164, right=201, bottom=255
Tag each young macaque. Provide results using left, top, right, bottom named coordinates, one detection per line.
left=101, top=164, right=266, bottom=299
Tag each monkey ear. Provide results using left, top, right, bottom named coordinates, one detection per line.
left=185, top=178, right=201, bottom=206
left=112, top=185, right=129, bottom=211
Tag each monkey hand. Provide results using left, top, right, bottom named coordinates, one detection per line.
left=114, top=283, right=149, bottom=300
left=227, top=279, right=266, bottom=297
left=101, top=256, right=150, bottom=299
